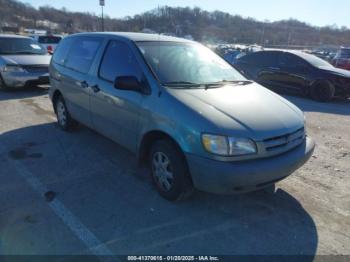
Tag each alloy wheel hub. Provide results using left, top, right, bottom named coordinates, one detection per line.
left=57, top=101, right=67, bottom=126
left=152, top=152, right=174, bottom=191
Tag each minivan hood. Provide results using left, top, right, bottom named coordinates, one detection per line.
left=1, top=55, right=51, bottom=66
left=168, top=82, right=304, bottom=140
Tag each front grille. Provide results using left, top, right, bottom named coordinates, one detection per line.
left=262, top=127, right=305, bottom=153
left=22, top=65, right=49, bottom=73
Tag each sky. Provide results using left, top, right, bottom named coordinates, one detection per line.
left=19, top=0, right=350, bottom=28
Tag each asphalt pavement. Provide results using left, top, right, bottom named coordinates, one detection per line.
left=0, top=87, right=349, bottom=259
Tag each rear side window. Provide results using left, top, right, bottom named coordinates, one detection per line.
left=38, top=36, right=62, bottom=44
left=52, top=37, right=74, bottom=65
left=240, top=52, right=280, bottom=67
left=280, top=53, right=307, bottom=67
left=99, top=40, right=142, bottom=82
left=65, top=37, right=103, bottom=74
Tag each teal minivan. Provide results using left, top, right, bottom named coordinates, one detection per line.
left=49, top=32, right=315, bottom=201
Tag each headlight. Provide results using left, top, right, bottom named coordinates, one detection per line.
left=3, top=65, right=25, bottom=72
left=228, top=137, right=257, bottom=155
left=202, top=134, right=257, bottom=156
left=202, top=134, right=229, bottom=155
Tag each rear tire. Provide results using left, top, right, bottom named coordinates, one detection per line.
left=310, top=81, right=335, bottom=102
left=54, top=95, right=74, bottom=131
left=149, top=140, right=194, bottom=201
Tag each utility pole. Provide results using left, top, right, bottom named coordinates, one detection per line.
left=99, top=0, right=105, bottom=32
left=287, top=30, right=293, bottom=47
left=260, top=24, right=265, bottom=46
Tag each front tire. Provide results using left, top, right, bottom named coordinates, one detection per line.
left=54, top=95, right=74, bottom=131
left=310, top=81, right=335, bottom=102
left=149, top=140, right=194, bottom=201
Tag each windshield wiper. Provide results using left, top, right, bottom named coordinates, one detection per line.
left=162, top=81, right=202, bottom=87
left=202, top=80, right=253, bottom=90
left=162, top=80, right=253, bottom=89
left=207, top=80, right=253, bottom=85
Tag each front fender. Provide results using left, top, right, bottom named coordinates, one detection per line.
left=137, top=114, right=200, bottom=156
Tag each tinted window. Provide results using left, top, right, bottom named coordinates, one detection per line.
left=239, top=52, right=280, bottom=67
left=295, top=52, right=332, bottom=68
left=99, top=40, right=142, bottom=82
left=52, top=37, right=74, bottom=65
left=38, top=36, right=62, bottom=44
left=280, top=53, right=307, bottom=68
left=0, top=37, right=46, bottom=55
left=65, top=37, right=102, bottom=74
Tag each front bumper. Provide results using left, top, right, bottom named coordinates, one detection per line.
left=186, top=137, right=315, bottom=194
left=2, top=71, right=49, bottom=88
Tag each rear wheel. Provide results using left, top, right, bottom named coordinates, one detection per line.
left=54, top=95, right=74, bottom=131
left=310, top=81, right=335, bottom=102
left=149, top=140, right=194, bottom=201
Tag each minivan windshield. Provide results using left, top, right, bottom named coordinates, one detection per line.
left=0, top=37, right=47, bottom=55
left=136, top=41, right=246, bottom=87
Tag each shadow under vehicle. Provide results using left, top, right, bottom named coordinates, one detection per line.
left=1, top=122, right=318, bottom=257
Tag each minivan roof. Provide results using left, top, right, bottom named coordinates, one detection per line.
left=67, top=32, right=193, bottom=43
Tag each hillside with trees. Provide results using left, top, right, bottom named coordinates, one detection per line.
left=1, top=0, right=350, bottom=46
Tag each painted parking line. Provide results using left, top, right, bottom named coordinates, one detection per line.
left=10, top=159, right=115, bottom=260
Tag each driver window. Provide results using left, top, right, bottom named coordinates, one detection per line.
left=99, top=40, right=143, bottom=83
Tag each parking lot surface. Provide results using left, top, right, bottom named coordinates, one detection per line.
left=0, top=87, right=349, bottom=257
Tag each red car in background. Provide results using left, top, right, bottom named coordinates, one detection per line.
left=332, top=47, right=350, bottom=71
left=30, top=34, right=63, bottom=54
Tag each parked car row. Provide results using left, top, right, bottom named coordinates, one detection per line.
left=332, top=47, right=350, bottom=71
left=214, top=44, right=263, bottom=65
left=8, top=32, right=350, bottom=200
left=307, top=49, right=337, bottom=63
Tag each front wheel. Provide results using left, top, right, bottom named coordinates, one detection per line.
left=149, top=140, right=194, bottom=201
left=310, top=81, right=335, bottom=102
left=54, top=95, right=75, bottom=131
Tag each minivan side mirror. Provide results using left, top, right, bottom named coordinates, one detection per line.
left=114, top=76, right=143, bottom=93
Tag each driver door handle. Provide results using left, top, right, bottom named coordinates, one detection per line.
left=80, top=80, right=89, bottom=88
left=90, top=84, right=100, bottom=93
